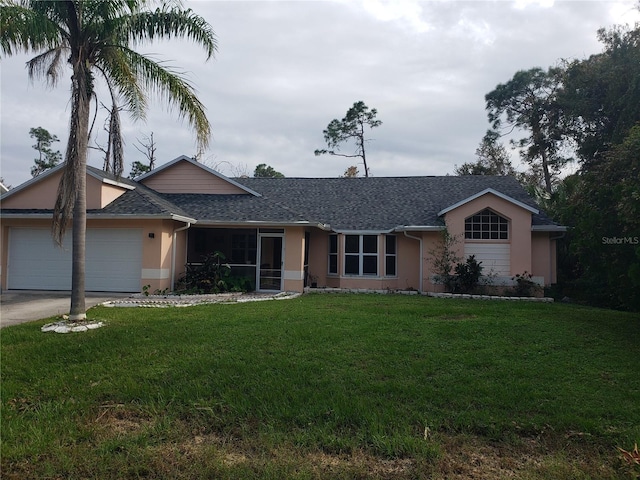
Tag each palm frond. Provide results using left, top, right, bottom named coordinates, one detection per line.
left=26, top=46, right=66, bottom=86
left=108, top=103, right=124, bottom=177
left=115, top=46, right=211, bottom=150
left=103, top=70, right=125, bottom=178
left=0, top=2, right=63, bottom=56
left=121, top=6, right=217, bottom=60
left=97, top=48, right=147, bottom=120
left=52, top=62, right=91, bottom=246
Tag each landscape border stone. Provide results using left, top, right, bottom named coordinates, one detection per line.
left=305, top=287, right=553, bottom=302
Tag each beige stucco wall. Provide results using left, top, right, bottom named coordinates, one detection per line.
left=306, top=229, right=329, bottom=286
left=99, top=183, right=129, bottom=208
left=0, top=217, right=186, bottom=292
left=531, top=231, right=557, bottom=284
left=0, top=173, right=62, bottom=209
left=283, top=227, right=305, bottom=291
left=305, top=230, right=421, bottom=291
left=1, top=171, right=128, bottom=210
left=141, top=160, right=248, bottom=194
left=314, top=197, right=559, bottom=294
left=443, top=193, right=533, bottom=277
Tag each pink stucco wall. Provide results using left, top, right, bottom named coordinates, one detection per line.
left=1, top=172, right=63, bottom=209
left=443, top=193, right=533, bottom=277
left=141, top=160, right=248, bottom=194
left=0, top=217, right=186, bottom=293
left=1, top=171, right=128, bottom=210
left=531, top=231, right=557, bottom=284
left=305, top=230, right=421, bottom=291
left=283, top=227, right=305, bottom=291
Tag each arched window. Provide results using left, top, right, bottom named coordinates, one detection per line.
left=465, top=209, right=508, bottom=240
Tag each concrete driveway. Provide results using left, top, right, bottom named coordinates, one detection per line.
left=0, top=291, right=129, bottom=328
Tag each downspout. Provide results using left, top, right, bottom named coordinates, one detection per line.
left=171, top=222, right=191, bottom=292
left=403, top=230, right=423, bottom=293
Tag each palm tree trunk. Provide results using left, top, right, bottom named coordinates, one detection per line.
left=68, top=64, right=90, bottom=321
left=70, top=160, right=87, bottom=320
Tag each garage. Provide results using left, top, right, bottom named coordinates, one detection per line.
left=8, top=228, right=142, bottom=292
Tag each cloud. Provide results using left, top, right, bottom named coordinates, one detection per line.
left=0, top=0, right=631, bottom=187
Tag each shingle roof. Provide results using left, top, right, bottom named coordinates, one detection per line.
left=99, top=182, right=194, bottom=220
left=162, top=194, right=308, bottom=224
left=232, top=175, right=559, bottom=231
left=1, top=166, right=561, bottom=230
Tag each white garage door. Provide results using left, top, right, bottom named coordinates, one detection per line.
left=464, top=243, right=510, bottom=276
left=8, top=228, right=142, bottom=292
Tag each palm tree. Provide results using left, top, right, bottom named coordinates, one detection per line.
left=0, top=0, right=216, bottom=320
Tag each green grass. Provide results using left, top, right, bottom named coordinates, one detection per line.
left=1, top=294, right=639, bottom=479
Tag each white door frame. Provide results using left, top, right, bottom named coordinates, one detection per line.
left=256, top=232, right=284, bottom=291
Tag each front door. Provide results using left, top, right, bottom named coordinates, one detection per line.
left=257, top=235, right=283, bottom=291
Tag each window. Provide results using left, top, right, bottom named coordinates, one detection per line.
left=231, top=232, right=257, bottom=264
left=328, top=234, right=338, bottom=275
left=465, top=209, right=508, bottom=240
left=188, top=228, right=256, bottom=263
left=345, top=234, right=378, bottom=276
left=385, top=235, right=397, bottom=276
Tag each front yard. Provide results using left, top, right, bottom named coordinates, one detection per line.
left=1, top=294, right=638, bottom=479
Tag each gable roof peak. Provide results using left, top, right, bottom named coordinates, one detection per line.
left=438, top=187, right=539, bottom=216
left=136, top=155, right=261, bottom=197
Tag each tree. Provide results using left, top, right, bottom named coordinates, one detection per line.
left=88, top=101, right=126, bottom=174
left=314, top=101, right=381, bottom=178
left=455, top=130, right=517, bottom=176
left=29, top=126, right=61, bottom=177
left=1, top=0, right=216, bottom=320
left=545, top=22, right=640, bottom=311
left=551, top=125, right=640, bottom=311
left=129, top=132, right=157, bottom=178
left=254, top=163, right=284, bottom=178
left=485, top=67, right=570, bottom=193
left=561, top=25, right=640, bottom=167
left=342, top=165, right=359, bottom=178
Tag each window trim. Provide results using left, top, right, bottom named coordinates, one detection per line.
left=328, top=234, right=338, bottom=275
left=384, top=234, right=397, bottom=277
left=464, top=209, right=509, bottom=241
left=344, top=234, right=378, bottom=277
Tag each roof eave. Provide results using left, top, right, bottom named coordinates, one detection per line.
left=99, top=177, right=136, bottom=190
left=438, top=188, right=539, bottom=216
left=531, top=225, right=567, bottom=232
left=394, top=225, right=446, bottom=232
left=194, top=220, right=314, bottom=228
left=0, top=163, right=66, bottom=200
left=136, top=155, right=263, bottom=197
left=0, top=213, right=197, bottom=223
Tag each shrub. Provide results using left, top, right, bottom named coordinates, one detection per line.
left=452, top=255, right=483, bottom=293
left=180, top=251, right=232, bottom=294
left=510, top=271, right=542, bottom=297
left=428, top=229, right=462, bottom=292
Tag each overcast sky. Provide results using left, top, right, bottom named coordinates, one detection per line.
left=1, top=0, right=639, bottom=187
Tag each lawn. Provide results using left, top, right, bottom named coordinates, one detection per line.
left=1, top=294, right=638, bottom=479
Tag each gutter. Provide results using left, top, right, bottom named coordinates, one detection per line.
left=401, top=230, right=424, bottom=293
left=171, top=222, right=192, bottom=291
left=531, top=225, right=568, bottom=232
left=395, top=225, right=444, bottom=232
left=0, top=213, right=197, bottom=222
left=393, top=225, right=446, bottom=293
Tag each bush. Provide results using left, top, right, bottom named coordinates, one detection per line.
left=510, top=271, right=543, bottom=297
left=179, top=251, right=233, bottom=294
left=452, top=255, right=483, bottom=294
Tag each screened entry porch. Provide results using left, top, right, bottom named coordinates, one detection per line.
left=186, top=227, right=285, bottom=292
